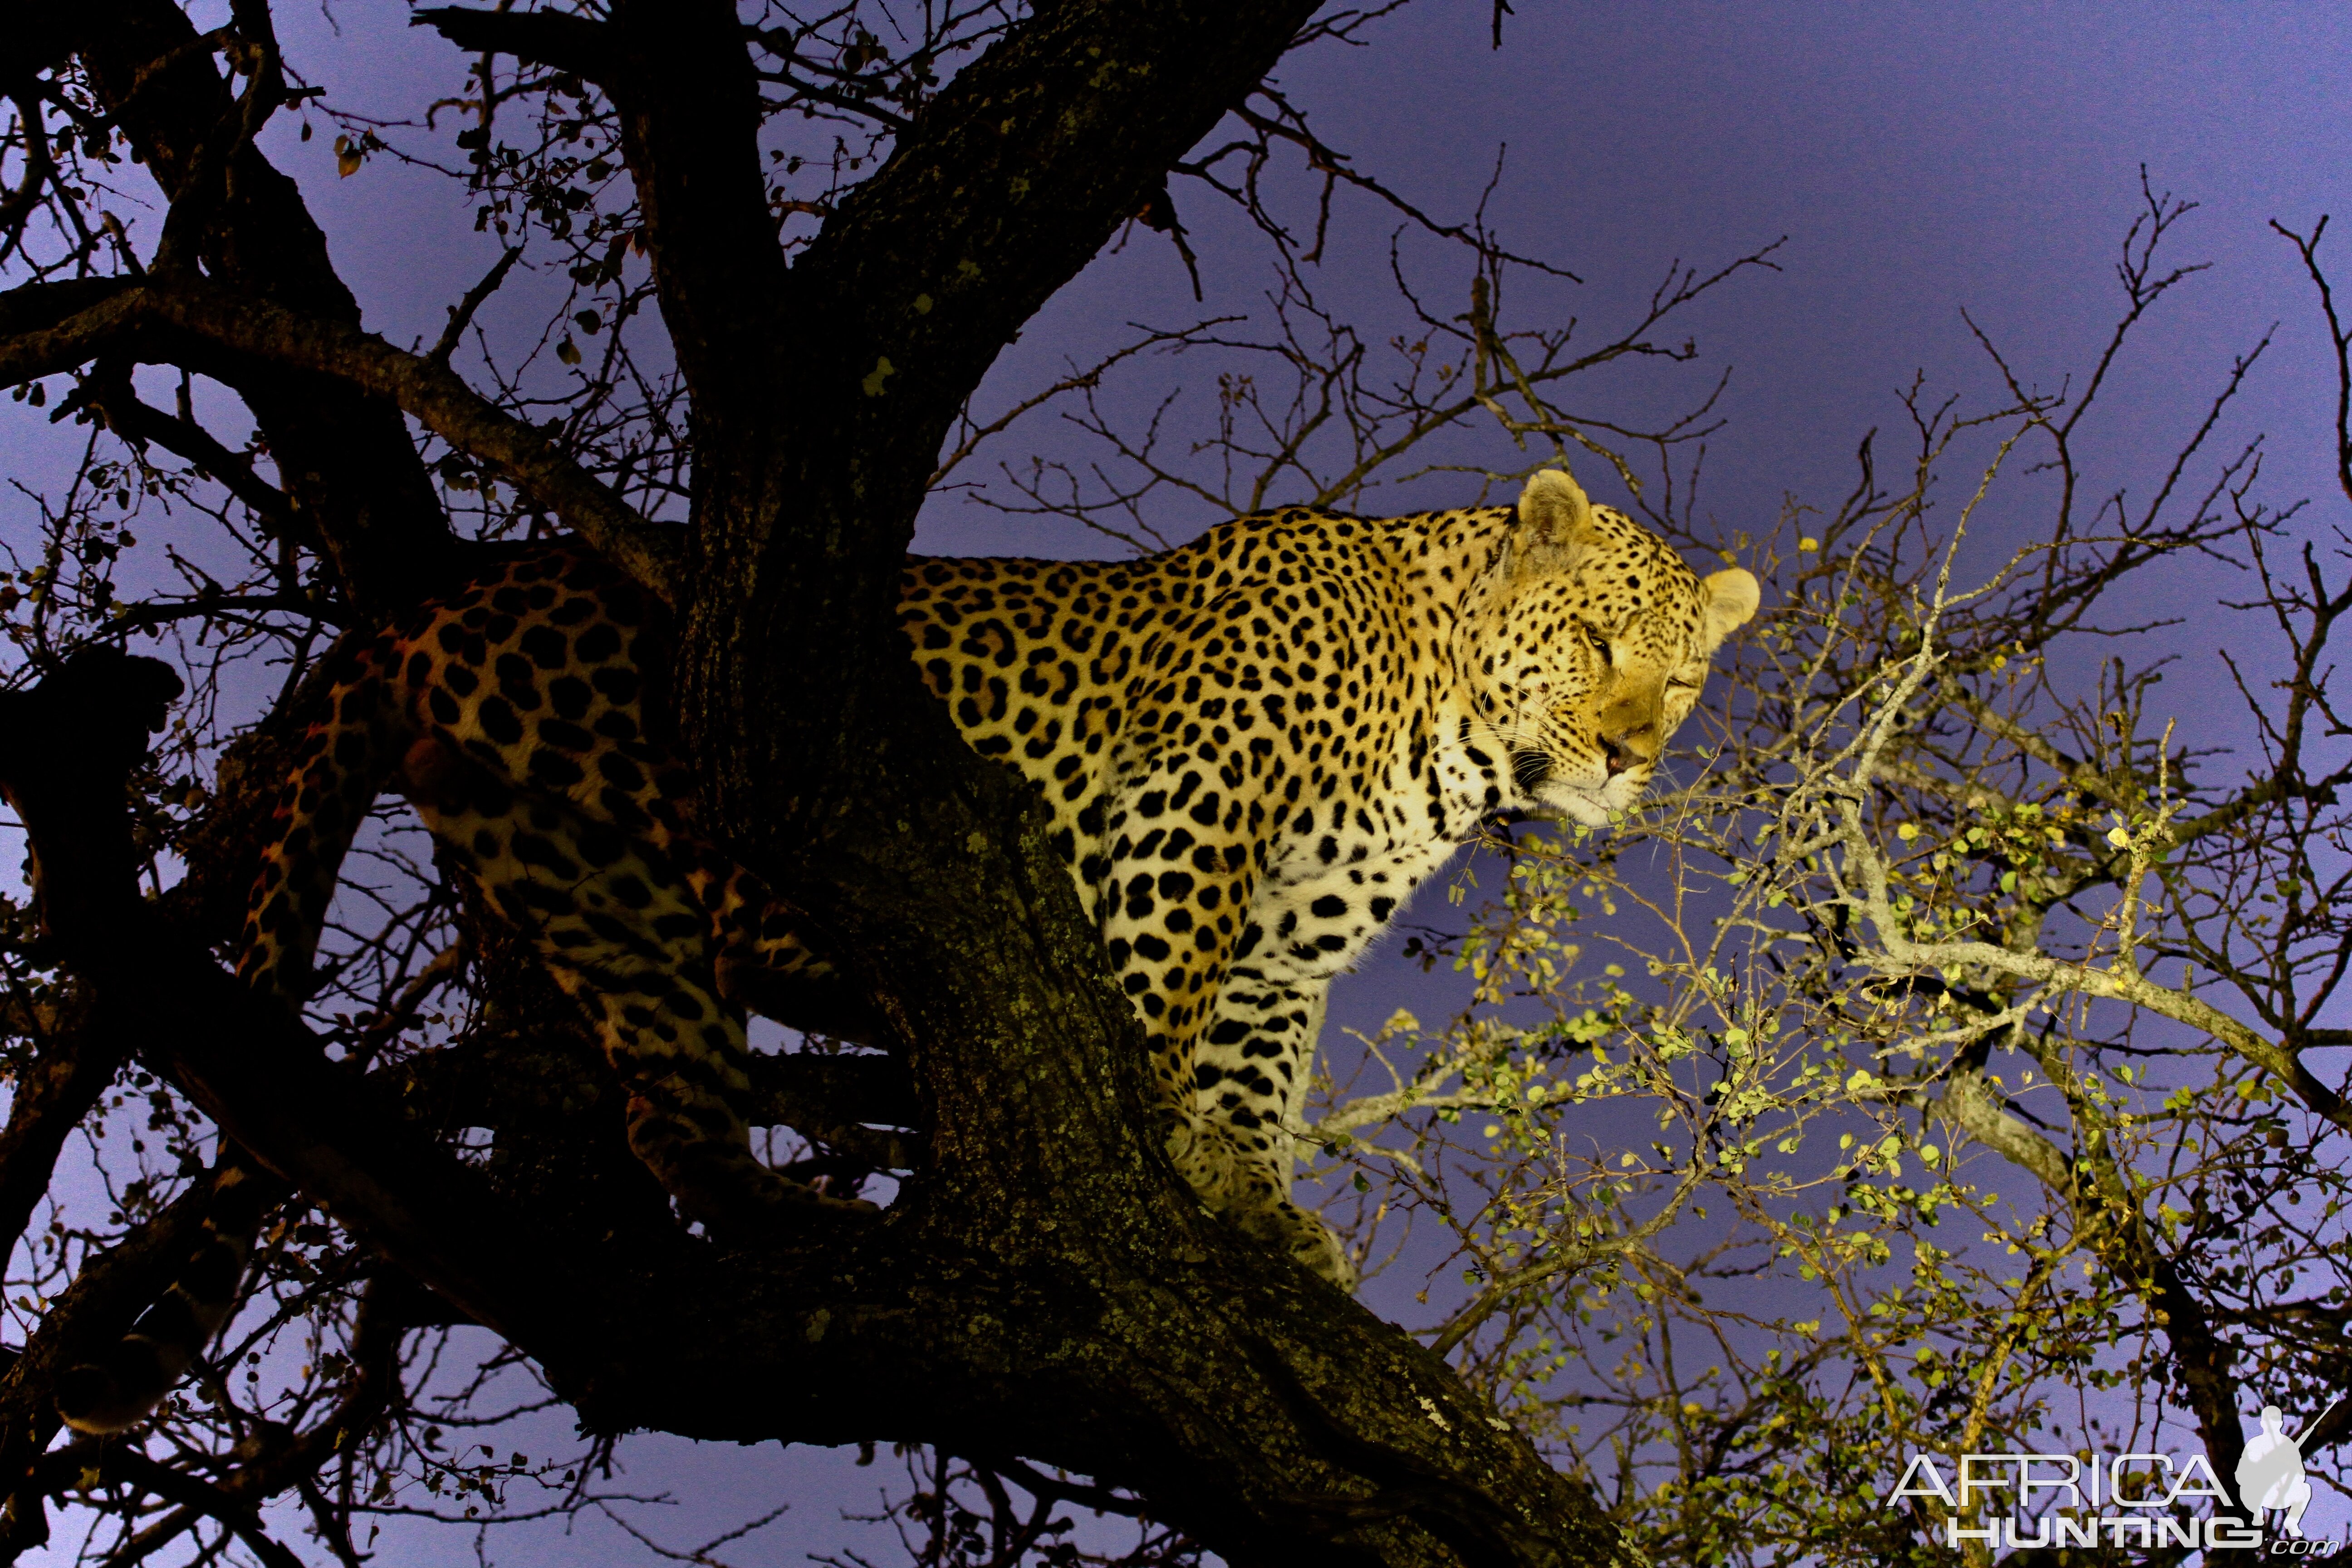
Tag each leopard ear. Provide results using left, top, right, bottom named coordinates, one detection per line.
left=1510, top=467, right=1600, bottom=578
left=1700, top=567, right=1760, bottom=647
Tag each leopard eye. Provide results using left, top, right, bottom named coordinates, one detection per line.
left=1582, top=624, right=1612, bottom=662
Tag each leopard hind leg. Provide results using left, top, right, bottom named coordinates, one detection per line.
left=702, top=868, right=893, bottom=1044
left=413, top=748, right=864, bottom=1231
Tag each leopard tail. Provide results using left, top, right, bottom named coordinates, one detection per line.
left=58, top=636, right=404, bottom=1432
left=55, top=1161, right=278, bottom=1433
left=235, top=634, right=408, bottom=1001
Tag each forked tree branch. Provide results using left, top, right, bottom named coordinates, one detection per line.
left=0, top=279, right=684, bottom=602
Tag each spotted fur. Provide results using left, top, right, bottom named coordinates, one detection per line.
left=893, top=468, right=1755, bottom=1281
left=60, top=468, right=1754, bottom=1432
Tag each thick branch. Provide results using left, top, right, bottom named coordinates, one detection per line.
left=1941, top=1067, right=2077, bottom=1200
left=0, top=280, right=683, bottom=603
left=411, top=7, right=619, bottom=82
left=85, top=361, right=297, bottom=529
left=595, top=0, right=790, bottom=428
left=0, top=277, right=137, bottom=338
left=0, top=993, right=126, bottom=1267
left=73, top=0, right=461, bottom=616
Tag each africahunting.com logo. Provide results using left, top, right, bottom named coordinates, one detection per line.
left=1886, top=1397, right=2341, bottom=1554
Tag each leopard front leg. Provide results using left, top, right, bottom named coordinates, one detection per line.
left=1192, top=951, right=1350, bottom=1288
left=1203, top=844, right=1450, bottom=1288
left=1095, top=844, right=1246, bottom=1220
left=1091, top=797, right=1358, bottom=1284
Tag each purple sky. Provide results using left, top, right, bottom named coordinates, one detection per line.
left=12, top=3, right=2352, bottom=1563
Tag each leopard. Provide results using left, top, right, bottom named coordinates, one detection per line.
left=58, top=466, right=1756, bottom=1433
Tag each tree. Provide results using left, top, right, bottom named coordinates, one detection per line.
left=3, top=7, right=2338, bottom=1568
left=0, top=3, right=1656, bottom=1564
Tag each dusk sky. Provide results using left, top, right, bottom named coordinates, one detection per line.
left=12, top=3, right=2352, bottom=1563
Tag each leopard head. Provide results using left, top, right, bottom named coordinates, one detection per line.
left=1457, top=467, right=1759, bottom=826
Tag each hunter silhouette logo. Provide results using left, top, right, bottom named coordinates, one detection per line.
left=1884, top=1394, right=2345, bottom=1552
left=2239, top=1398, right=2341, bottom=1542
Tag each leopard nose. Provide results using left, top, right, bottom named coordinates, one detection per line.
left=1601, top=728, right=1659, bottom=775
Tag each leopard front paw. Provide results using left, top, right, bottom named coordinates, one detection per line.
left=1239, top=1200, right=1356, bottom=1291
left=1162, top=1116, right=1354, bottom=1288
